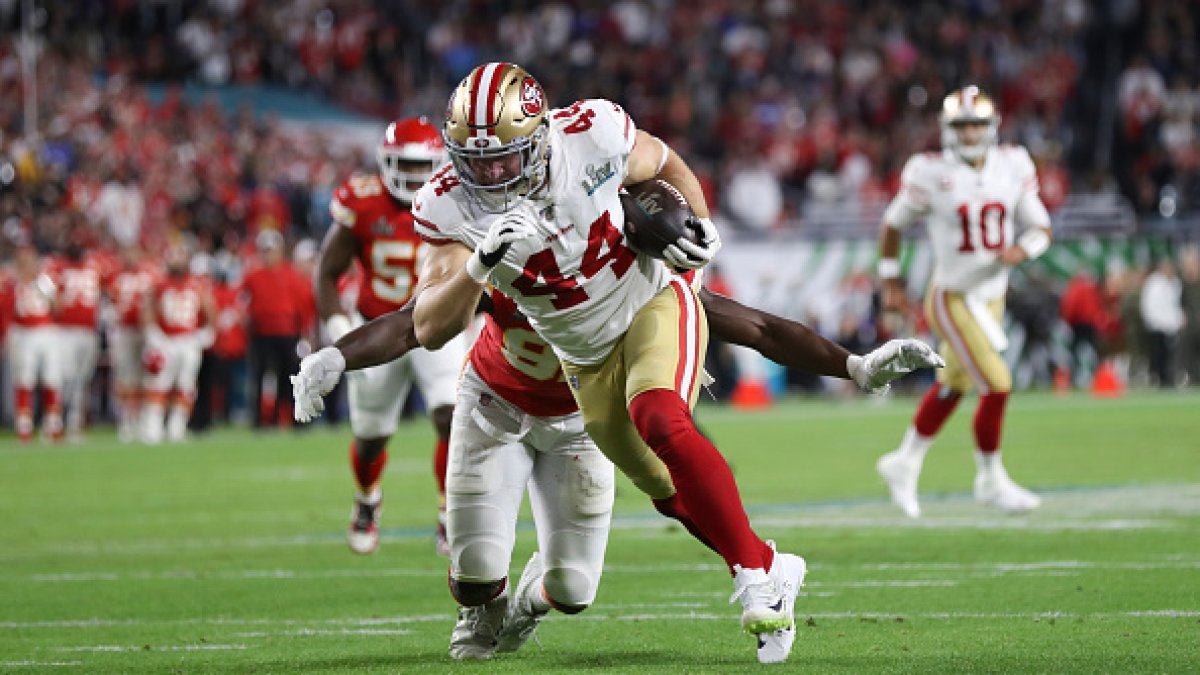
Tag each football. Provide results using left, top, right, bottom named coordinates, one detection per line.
left=620, top=179, right=704, bottom=261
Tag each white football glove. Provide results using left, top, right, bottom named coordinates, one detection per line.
left=465, top=212, right=540, bottom=282
left=291, top=346, right=347, bottom=423
left=846, top=338, right=945, bottom=396
left=664, top=217, right=721, bottom=271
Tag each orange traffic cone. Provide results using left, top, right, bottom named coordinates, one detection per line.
left=730, top=378, right=772, bottom=410
left=1090, top=361, right=1124, bottom=398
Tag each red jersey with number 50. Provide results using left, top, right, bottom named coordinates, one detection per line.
left=151, top=275, right=207, bottom=335
left=471, top=288, right=578, bottom=417
left=329, top=173, right=425, bottom=320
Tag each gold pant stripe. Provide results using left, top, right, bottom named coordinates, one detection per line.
left=930, top=288, right=991, bottom=393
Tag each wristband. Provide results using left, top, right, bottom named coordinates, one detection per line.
left=325, top=314, right=353, bottom=343
left=1017, top=228, right=1051, bottom=260
left=877, top=258, right=901, bottom=279
left=465, top=253, right=491, bottom=283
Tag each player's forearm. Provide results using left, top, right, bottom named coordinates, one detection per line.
left=701, top=289, right=852, bottom=378
left=655, top=150, right=710, bottom=218
left=879, top=225, right=902, bottom=261
left=413, top=271, right=480, bottom=350
left=334, top=307, right=419, bottom=371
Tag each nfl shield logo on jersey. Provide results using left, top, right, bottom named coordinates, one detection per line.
left=567, top=375, right=580, bottom=390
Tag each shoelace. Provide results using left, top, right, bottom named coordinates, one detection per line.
left=729, top=578, right=778, bottom=607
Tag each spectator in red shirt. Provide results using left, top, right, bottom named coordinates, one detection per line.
left=241, top=229, right=311, bottom=428
left=1061, top=271, right=1118, bottom=382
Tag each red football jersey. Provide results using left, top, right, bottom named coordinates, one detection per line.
left=51, top=258, right=103, bottom=328
left=150, top=275, right=208, bottom=335
left=470, top=289, right=579, bottom=417
left=329, top=174, right=425, bottom=320
left=10, top=274, right=56, bottom=328
left=108, top=263, right=159, bottom=328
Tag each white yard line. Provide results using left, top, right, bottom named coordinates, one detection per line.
left=57, top=644, right=247, bottom=652
left=0, top=662, right=82, bottom=668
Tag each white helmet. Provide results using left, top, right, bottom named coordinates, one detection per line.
left=939, top=86, right=999, bottom=163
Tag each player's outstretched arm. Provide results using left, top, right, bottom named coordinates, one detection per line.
left=699, top=288, right=943, bottom=395
left=700, top=288, right=852, bottom=378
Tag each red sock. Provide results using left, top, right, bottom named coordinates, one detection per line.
left=913, top=384, right=963, bottom=436
left=974, top=391, right=1009, bottom=453
left=350, top=441, right=388, bottom=493
left=16, top=387, right=33, bottom=416
left=653, top=494, right=718, bottom=554
left=433, top=437, right=449, bottom=499
left=42, top=387, right=61, bottom=412
left=629, top=388, right=772, bottom=573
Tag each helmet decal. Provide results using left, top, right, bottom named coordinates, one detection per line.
left=520, top=77, right=545, bottom=117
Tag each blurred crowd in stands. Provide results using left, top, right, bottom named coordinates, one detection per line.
left=0, top=0, right=1199, bottom=438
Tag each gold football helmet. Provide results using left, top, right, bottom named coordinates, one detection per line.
left=443, top=62, right=550, bottom=213
left=939, top=85, right=999, bottom=163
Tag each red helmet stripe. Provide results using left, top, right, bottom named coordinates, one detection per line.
left=963, top=86, right=978, bottom=113
left=472, top=63, right=504, bottom=138
left=466, top=65, right=488, bottom=137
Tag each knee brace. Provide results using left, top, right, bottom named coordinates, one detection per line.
left=541, top=564, right=596, bottom=613
left=448, top=576, right=506, bottom=607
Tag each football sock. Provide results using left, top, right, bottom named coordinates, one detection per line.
left=974, top=391, right=1009, bottom=454
left=42, top=388, right=63, bottom=439
left=350, top=441, right=388, bottom=493
left=15, top=387, right=33, bottom=438
left=629, top=388, right=772, bottom=574
left=913, top=383, right=962, bottom=436
left=895, top=425, right=935, bottom=461
left=653, top=493, right=719, bottom=554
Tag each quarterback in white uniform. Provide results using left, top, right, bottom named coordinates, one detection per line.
left=411, top=62, right=809, bottom=664
left=876, top=86, right=1053, bottom=518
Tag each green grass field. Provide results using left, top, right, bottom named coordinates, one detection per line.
left=2, top=390, right=1199, bottom=673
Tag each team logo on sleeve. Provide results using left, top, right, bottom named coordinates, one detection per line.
left=520, top=77, right=545, bottom=117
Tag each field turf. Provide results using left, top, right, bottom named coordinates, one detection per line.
left=2, top=390, right=1198, bottom=673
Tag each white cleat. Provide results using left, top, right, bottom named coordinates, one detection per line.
left=448, top=595, right=507, bottom=660
left=755, top=543, right=807, bottom=664
left=975, top=469, right=1041, bottom=514
left=876, top=450, right=922, bottom=518
left=496, top=552, right=547, bottom=653
left=346, top=496, right=381, bottom=555
left=731, top=542, right=807, bottom=664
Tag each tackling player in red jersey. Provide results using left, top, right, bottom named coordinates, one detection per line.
left=315, top=117, right=468, bottom=556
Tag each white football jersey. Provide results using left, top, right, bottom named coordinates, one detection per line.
left=884, top=145, right=1047, bottom=300
left=414, top=99, right=669, bottom=365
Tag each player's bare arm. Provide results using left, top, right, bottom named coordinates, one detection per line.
left=315, top=223, right=359, bottom=338
left=412, top=241, right=482, bottom=350
left=700, top=288, right=852, bottom=378
left=625, top=130, right=710, bottom=218
left=878, top=224, right=905, bottom=311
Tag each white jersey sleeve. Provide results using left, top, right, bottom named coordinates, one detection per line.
left=1009, top=146, right=1051, bottom=229
left=883, top=154, right=935, bottom=230
left=411, top=163, right=478, bottom=248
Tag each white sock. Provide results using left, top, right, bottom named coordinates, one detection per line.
left=897, top=426, right=934, bottom=460
left=523, top=574, right=551, bottom=614
left=974, top=449, right=1003, bottom=476
left=356, top=488, right=383, bottom=504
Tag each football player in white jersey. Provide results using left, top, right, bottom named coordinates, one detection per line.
left=399, top=62, right=936, bottom=664
left=292, top=282, right=940, bottom=661
left=875, top=86, right=1053, bottom=518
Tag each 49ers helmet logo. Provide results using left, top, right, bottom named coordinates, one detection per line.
left=520, top=77, right=545, bottom=117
